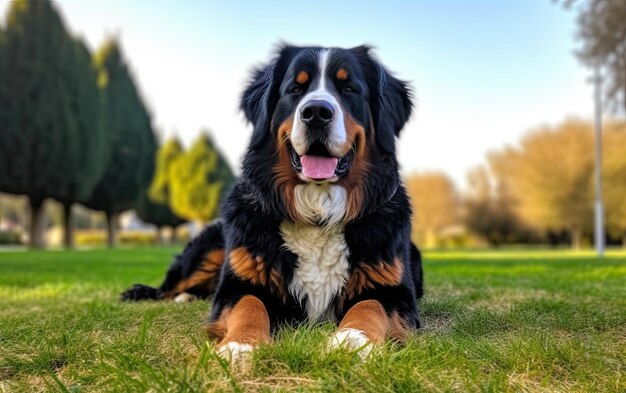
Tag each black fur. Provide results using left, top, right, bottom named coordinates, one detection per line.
left=122, top=44, right=424, bottom=333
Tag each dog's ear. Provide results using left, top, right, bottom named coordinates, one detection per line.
left=241, top=45, right=300, bottom=149
left=354, top=46, right=413, bottom=154
left=374, top=65, right=413, bottom=153
left=240, top=63, right=275, bottom=149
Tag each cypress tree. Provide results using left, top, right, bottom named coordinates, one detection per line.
left=168, top=133, right=235, bottom=225
left=148, top=137, right=184, bottom=204
left=135, top=190, right=186, bottom=244
left=80, top=39, right=156, bottom=247
left=53, top=38, right=107, bottom=248
left=0, top=27, right=5, bottom=156
left=0, top=0, right=75, bottom=247
left=135, top=138, right=186, bottom=244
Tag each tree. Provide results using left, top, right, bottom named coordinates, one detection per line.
left=494, top=119, right=626, bottom=248
left=80, top=39, right=156, bottom=247
left=465, top=164, right=525, bottom=247
left=566, top=0, right=626, bottom=113
left=0, top=29, right=6, bottom=229
left=0, top=0, right=75, bottom=247
left=135, top=190, right=186, bottom=244
left=168, top=133, right=235, bottom=225
left=500, top=120, right=595, bottom=248
left=405, top=172, right=461, bottom=248
left=603, top=121, right=626, bottom=245
left=148, top=137, right=184, bottom=204
left=53, top=38, right=107, bottom=248
left=136, top=138, right=186, bottom=244
left=0, top=23, right=5, bottom=130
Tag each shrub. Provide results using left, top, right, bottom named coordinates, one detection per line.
left=75, top=230, right=158, bottom=246
left=118, top=231, right=157, bottom=246
left=75, top=231, right=107, bottom=246
left=0, top=231, right=22, bottom=245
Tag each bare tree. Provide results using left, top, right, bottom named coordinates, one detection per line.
left=562, top=0, right=626, bottom=114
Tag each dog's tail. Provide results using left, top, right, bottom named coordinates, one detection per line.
left=120, top=220, right=226, bottom=302
left=410, top=242, right=424, bottom=300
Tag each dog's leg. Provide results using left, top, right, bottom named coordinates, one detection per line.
left=207, top=295, right=271, bottom=363
left=329, top=299, right=398, bottom=358
left=120, top=220, right=225, bottom=301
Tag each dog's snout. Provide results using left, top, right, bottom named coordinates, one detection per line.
left=300, top=100, right=334, bottom=128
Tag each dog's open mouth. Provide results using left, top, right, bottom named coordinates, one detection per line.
left=289, top=141, right=354, bottom=181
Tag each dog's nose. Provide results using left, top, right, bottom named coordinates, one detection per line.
left=300, top=100, right=334, bottom=128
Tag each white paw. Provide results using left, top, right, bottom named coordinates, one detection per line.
left=328, top=328, right=372, bottom=359
left=174, top=292, right=198, bottom=303
left=217, top=341, right=255, bottom=363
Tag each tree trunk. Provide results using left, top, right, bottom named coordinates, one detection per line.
left=622, top=233, right=626, bottom=249
left=29, top=196, right=46, bottom=248
left=156, top=226, right=164, bottom=246
left=63, top=202, right=74, bottom=249
left=170, top=226, right=178, bottom=245
left=571, top=228, right=582, bottom=250
left=106, top=211, right=117, bottom=248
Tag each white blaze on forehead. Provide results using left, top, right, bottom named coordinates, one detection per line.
left=290, top=49, right=347, bottom=159
left=318, top=48, right=331, bottom=91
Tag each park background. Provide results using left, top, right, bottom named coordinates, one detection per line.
left=0, top=1, right=625, bottom=392
left=0, top=0, right=625, bottom=251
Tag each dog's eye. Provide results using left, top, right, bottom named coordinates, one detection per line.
left=289, top=86, right=303, bottom=94
left=343, top=85, right=355, bottom=93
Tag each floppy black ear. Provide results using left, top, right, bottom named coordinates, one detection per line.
left=240, top=45, right=302, bottom=149
left=240, top=63, right=275, bottom=149
left=354, top=46, right=413, bottom=154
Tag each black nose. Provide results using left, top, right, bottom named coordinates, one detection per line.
left=300, top=100, right=335, bottom=127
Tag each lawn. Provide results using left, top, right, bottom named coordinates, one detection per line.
left=0, top=248, right=624, bottom=392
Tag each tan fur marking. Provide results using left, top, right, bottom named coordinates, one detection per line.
left=162, top=249, right=225, bottom=298
left=273, top=116, right=299, bottom=221
left=343, top=258, right=404, bottom=302
left=338, top=299, right=388, bottom=343
left=228, top=248, right=287, bottom=303
left=389, top=311, right=411, bottom=342
left=337, top=108, right=369, bottom=222
left=336, top=68, right=349, bottom=80
left=206, top=295, right=271, bottom=347
left=338, top=300, right=412, bottom=344
left=296, top=71, right=309, bottom=84
left=269, top=267, right=287, bottom=303
left=229, top=247, right=266, bottom=285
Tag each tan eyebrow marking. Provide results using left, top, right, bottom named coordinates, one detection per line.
left=296, top=71, right=309, bottom=84
left=336, top=68, right=349, bottom=80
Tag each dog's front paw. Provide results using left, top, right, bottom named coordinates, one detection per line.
left=328, top=328, right=373, bottom=359
left=120, top=284, right=159, bottom=301
left=216, top=341, right=256, bottom=365
left=174, top=292, right=198, bottom=303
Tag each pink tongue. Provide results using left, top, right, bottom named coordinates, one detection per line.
left=300, top=155, right=338, bottom=179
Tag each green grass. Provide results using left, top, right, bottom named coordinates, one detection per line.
left=0, top=248, right=624, bottom=392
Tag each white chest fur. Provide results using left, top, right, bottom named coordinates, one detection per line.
left=281, top=221, right=349, bottom=322
left=280, top=183, right=350, bottom=322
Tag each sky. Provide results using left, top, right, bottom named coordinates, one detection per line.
left=1, top=0, right=594, bottom=187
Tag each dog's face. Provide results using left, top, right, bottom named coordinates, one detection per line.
left=276, top=48, right=371, bottom=183
left=241, top=45, right=412, bottom=221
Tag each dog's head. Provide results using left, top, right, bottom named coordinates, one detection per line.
left=241, top=45, right=412, bottom=222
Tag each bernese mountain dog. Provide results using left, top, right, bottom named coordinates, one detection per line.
left=121, top=44, right=423, bottom=360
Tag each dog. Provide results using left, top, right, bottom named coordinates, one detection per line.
left=121, top=44, right=423, bottom=360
